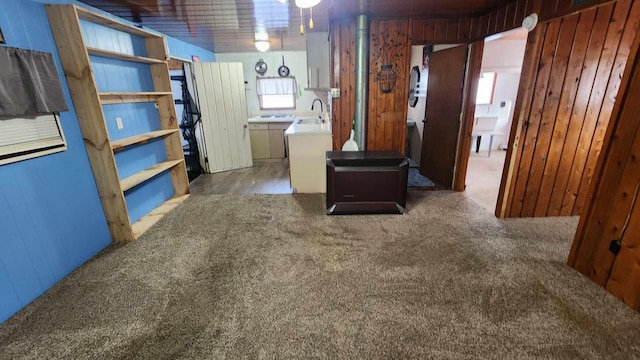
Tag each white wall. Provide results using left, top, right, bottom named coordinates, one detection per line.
left=474, top=38, right=527, bottom=151
left=215, top=51, right=323, bottom=118
left=481, top=39, right=527, bottom=72
left=406, top=46, right=427, bottom=161
left=407, top=46, right=427, bottom=134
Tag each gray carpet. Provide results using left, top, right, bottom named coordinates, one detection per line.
left=2, top=191, right=640, bottom=359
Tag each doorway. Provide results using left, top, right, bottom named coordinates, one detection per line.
left=168, top=57, right=206, bottom=182
left=464, top=28, right=528, bottom=211
left=409, top=43, right=483, bottom=190
left=420, top=44, right=470, bottom=187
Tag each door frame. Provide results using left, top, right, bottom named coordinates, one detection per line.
left=494, top=26, right=542, bottom=218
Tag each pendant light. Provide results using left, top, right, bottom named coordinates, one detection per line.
left=295, top=0, right=321, bottom=35
left=255, top=40, right=270, bottom=52
left=295, top=0, right=320, bottom=7
left=255, top=32, right=270, bottom=52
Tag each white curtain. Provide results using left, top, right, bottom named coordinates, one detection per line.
left=256, top=77, right=298, bottom=95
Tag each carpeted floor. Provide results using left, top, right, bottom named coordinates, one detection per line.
left=2, top=191, right=640, bottom=359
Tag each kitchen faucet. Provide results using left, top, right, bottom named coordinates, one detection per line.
left=311, top=98, right=324, bottom=120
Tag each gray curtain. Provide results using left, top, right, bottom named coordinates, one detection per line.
left=0, top=47, right=68, bottom=116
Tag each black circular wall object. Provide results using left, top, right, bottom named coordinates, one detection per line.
left=255, top=58, right=268, bottom=76
left=408, top=66, right=420, bottom=107
left=278, top=55, right=290, bottom=77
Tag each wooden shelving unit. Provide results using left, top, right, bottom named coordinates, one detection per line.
left=131, top=194, right=190, bottom=238
left=99, top=92, right=173, bottom=104
left=86, top=47, right=166, bottom=64
left=120, top=159, right=184, bottom=191
left=46, top=4, right=189, bottom=242
left=111, top=129, right=179, bottom=151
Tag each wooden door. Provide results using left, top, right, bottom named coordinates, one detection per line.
left=193, top=62, right=253, bottom=173
left=420, top=45, right=469, bottom=188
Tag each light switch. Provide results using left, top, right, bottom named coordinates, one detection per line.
left=116, top=117, right=124, bottom=130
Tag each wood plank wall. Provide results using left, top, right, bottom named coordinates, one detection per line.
left=330, top=0, right=531, bottom=151
left=497, top=0, right=640, bottom=218
left=367, top=20, right=412, bottom=152
left=330, top=19, right=356, bottom=151
left=541, top=0, right=617, bottom=20
left=411, top=0, right=532, bottom=45
left=568, top=14, right=640, bottom=309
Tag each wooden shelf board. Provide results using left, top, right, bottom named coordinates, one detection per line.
left=111, top=129, right=179, bottom=152
left=99, top=92, right=172, bottom=104
left=87, top=47, right=165, bottom=64
left=121, top=159, right=183, bottom=192
left=75, top=5, right=161, bottom=39
left=132, top=194, right=189, bottom=239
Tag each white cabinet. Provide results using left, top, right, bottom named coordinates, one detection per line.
left=268, top=123, right=290, bottom=159
left=306, top=32, right=330, bottom=90
left=287, top=133, right=332, bottom=193
left=249, top=123, right=270, bottom=159
left=285, top=120, right=333, bottom=193
left=249, top=122, right=292, bottom=159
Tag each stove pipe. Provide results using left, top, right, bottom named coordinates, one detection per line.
left=353, top=14, right=369, bottom=150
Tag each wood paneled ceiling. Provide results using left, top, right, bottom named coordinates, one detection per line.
left=79, top=0, right=516, bottom=53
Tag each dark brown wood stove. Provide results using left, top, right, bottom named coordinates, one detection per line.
left=326, top=150, right=409, bottom=215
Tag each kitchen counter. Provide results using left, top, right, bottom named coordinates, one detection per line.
left=285, top=119, right=332, bottom=136
left=285, top=118, right=332, bottom=193
left=248, top=114, right=296, bottom=123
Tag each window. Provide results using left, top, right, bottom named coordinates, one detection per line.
left=256, top=77, right=297, bottom=110
left=476, top=72, right=496, bottom=105
left=0, top=113, right=66, bottom=165
left=259, top=94, right=296, bottom=110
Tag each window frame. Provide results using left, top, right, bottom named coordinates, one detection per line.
left=258, top=94, right=297, bottom=110
left=0, top=113, right=67, bottom=166
left=256, top=76, right=298, bottom=111
left=476, top=72, right=497, bottom=105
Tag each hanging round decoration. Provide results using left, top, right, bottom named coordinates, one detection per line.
left=255, top=58, right=268, bottom=75
left=278, top=34, right=290, bottom=77
left=278, top=55, right=290, bottom=77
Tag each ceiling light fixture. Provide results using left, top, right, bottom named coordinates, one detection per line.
left=255, top=32, right=270, bottom=52
left=295, top=0, right=321, bottom=35
left=255, top=40, right=270, bottom=52
left=295, top=0, right=320, bottom=7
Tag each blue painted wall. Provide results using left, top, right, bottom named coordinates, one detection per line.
left=0, top=0, right=215, bottom=323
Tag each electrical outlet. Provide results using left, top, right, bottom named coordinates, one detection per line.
left=116, top=117, right=124, bottom=130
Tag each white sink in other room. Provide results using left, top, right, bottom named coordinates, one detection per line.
left=249, top=114, right=296, bottom=123
left=286, top=117, right=332, bottom=136
left=297, top=117, right=322, bottom=125
left=285, top=118, right=332, bottom=193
